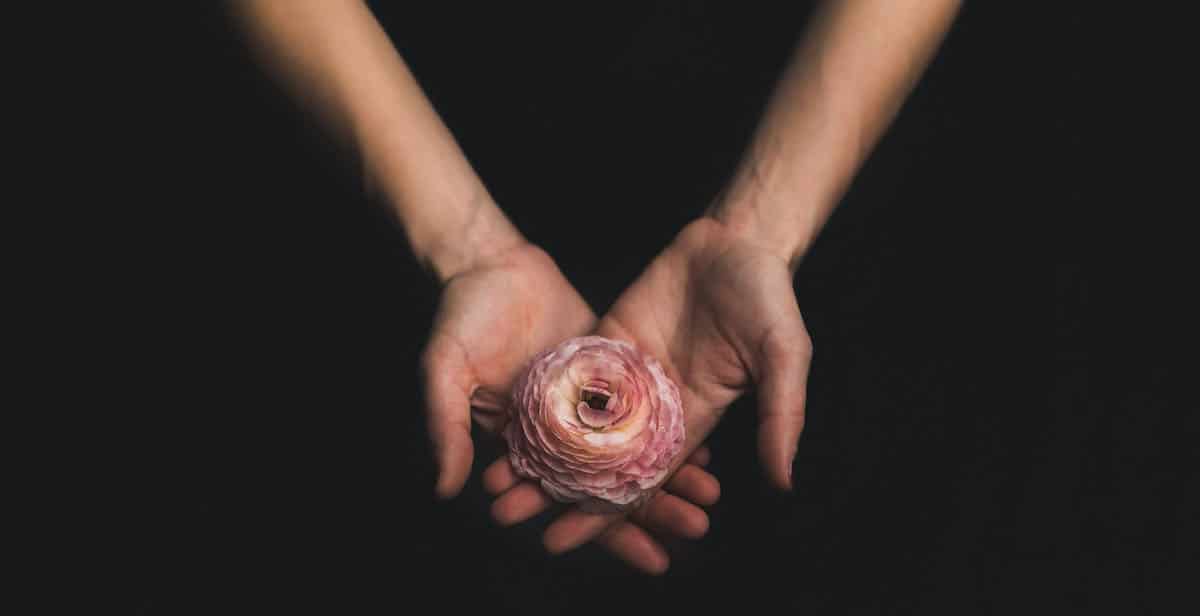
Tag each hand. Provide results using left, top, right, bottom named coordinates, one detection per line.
left=519, top=216, right=813, bottom=557
left=482, top=445, right=719, bottom=574
left=421, top=241, right=594, bottom=498
left=421, top=240, right=723, bottom=572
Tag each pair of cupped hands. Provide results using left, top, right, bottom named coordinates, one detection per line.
left=423, top=213, right=813, bottom=574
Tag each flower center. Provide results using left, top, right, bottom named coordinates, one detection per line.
left=581, top=390, right=609, bottom=410
left=576, top=380, right=618, bottom=429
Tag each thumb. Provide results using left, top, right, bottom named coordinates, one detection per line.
left=755, top=326, right=812, bottom=491
left=421, top=336, right=475, bottom=499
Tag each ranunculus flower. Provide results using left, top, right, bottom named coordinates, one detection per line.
left=505, top=336, right=685, bottom=512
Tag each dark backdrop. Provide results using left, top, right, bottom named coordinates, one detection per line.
left=117, top=3, right=1188, bottom=614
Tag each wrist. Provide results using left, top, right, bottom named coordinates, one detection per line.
left=358, top=139, right=524, bottom=283
left=707, top=184, right=823, bottom=273
left=664, top=216, right=795, bottom=280
left=419, top=195, right=526, bottom=283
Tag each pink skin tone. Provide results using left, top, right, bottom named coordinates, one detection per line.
left=483, top=0, right=961, bottom=563
left=489, top=217, right=811, bottom=558
left=418, top=242, right=718, bottom=573
left=234, top=0, right=720, bottom=572
left=235, top=0, right=961, bottom=575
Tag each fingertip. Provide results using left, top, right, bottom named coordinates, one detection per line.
left=702, top=476, right=721, bottom=506
left=691, top=469, right=721, bottom=506
left=543, top=531, right=568, bottom=555
left=543, top=512, right=615, bottom=555
left=757, top=329, right=809, bottom=492
left=758, top=425, right=798, bottom=492
left=684, top=509, right=710, bottom=539
left=645, top=553, right=670, bottom=576
left=434, top=471, right=466, bottom=500
left=491, top=483, right=553, bottom=526
left=433, top=440, right=473, bottom=500
left=665, top=465, right=721, bottom=506
left=490, top=497, right=514, bottom=526
left=543, top=525, right=583, bottom=555
left=630, top=533, right=671, bottom=574
left=766, top=456, right=793, bottom=492
left=598, top=524, right=671, bottom=575
left=641, top=493, right=709, bottom=539
left=776, top=460, right=795, bottom=491
left=482, top=457, right=517, bottom=495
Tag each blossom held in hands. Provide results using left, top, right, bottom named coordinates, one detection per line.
left=505, top=336, right=685, bottom=512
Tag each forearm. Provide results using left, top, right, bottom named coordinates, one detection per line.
left=711, top=0, right=961, bottom=268
left=231, top=0, right=521, bottom=281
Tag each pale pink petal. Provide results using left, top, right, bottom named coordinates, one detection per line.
left=504, top=336, right=684, bottom=512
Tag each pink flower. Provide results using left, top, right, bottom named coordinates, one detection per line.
left=505, top=336, right=686, bottom=512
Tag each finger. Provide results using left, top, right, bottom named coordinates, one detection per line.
left=631, top=492, right=709, bottom=539
left=469, top=387, right=511, bottom=433
left=756, top=326, right=813, bottom=491
left=491, top=482, right=555, bottom=526
left=597, top=522, right=670, bottom=575
left=422, top=337, right=475, bottom=499
left=687, top=446, right=711, bottom=467
left=543, top=509, right=622, bottom=554
left=664, top=464, right=720, bottom=506
left=482, top=457, right=520, bottom=496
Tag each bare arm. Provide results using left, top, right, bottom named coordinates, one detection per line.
left=230, top=0, right=521, bottom=281
left=496, top=0, right=965, bottom=556
left=713, top=0, right=962, bottom=268
left=230, top=2, right=723, bottom=574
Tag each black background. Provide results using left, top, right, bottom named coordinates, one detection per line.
left=107, top=2, right=1192, bottom=614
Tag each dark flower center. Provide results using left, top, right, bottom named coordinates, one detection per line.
left=581, top=390, right=610, bottom=410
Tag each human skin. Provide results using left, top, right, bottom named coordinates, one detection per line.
left=230, top=0, right=723, bottom=572
left=485, top=0, right=963, bottom=559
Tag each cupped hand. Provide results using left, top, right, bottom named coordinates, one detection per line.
left=599, top=217, right=814, bottom=490
left=421, top=242, right=594, bottom=498
left=483, top=445, right=719, bottom=574
left=421, top=240, right=722, bottom=572
left=498, top=217, right=813, bottom=561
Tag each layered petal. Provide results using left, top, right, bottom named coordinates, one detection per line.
left=504, top=336, right=685, bottom=511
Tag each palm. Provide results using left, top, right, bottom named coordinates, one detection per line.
left=428, top=243, right=594, bottom=432
left=527, top=218, right=813, bottom=562
left=423, top=243, right=592, bottom=494
left=599, top=217, right=812, bottom=480
left=423, top=242, right=724, bottom=574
